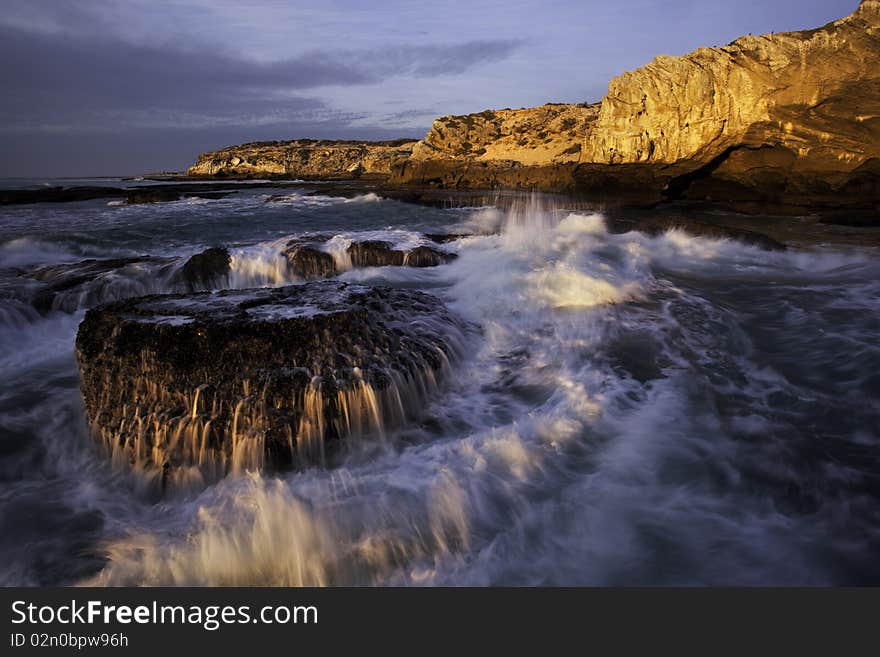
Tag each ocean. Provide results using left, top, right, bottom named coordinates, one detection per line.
left=1, top=180, right=878, bottom=585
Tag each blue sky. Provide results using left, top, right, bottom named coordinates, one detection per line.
left=0, top=0, right=859, bottom=176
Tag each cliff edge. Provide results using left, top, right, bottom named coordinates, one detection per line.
left=585, top=0, right=880, bottom=169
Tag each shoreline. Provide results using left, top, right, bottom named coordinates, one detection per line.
left=2, top=176, right=879, bottom=248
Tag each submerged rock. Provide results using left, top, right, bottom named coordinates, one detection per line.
left=347, top=241, right=456, bottom=268
left=190, top=191, right=234, bottom=200
left=1, top=186, right=126, bottom=206
left=282, top=240, right=337, bottom=279
left=404, top=245, right=458, bottom=267
left=75, top=281, right=468, bottom=493
left=19, top=247, right=237, bottom=313
left=0, top=182, right=292, bottom=206
left=125, top=189, right=182, bottom=204
left=22, top=257, right=168, bottom=313
left=347, top=240, right=406, bottom=267
left=174, top=247, right=231, bottom=291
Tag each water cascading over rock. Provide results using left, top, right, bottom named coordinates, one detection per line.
left=75, top=281, right=468, bottom=494
left=173, top=247, right=231, bottom=291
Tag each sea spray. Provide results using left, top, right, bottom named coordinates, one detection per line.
left=1, top=188, right=878, bottom=585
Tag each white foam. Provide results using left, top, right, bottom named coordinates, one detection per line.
left=7, top=192, right=879, bottom=587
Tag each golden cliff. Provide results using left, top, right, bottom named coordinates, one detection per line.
left=189, top=1, right=880, bottom=209
left=584, top=0, right=880, bottom=168
left=411, top=104, right=598, bottom=165
left=395, top=0, right=880, bottom=206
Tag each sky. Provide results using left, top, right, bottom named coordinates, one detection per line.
left=0, top=0, right=860, bottom=177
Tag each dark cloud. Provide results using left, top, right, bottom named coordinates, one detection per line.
left=0, top=24, right=520, bottom=131
left=0, top=21, right=518, bottom=174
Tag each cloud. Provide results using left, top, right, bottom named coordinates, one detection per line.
left=353, top=40, right=524, bottom=77
left=0, top=19, right=518, bottom=175
left=0, top=23, right=520, bottom=135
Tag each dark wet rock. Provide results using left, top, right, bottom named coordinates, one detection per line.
left=283, top=240, right=338, bottom=279
left=347, top=241, right=406, bottom=267
left=347, top=240, right=457, bottom=268
left=28, top=257, right=153, bottom=287
left=818, top=213, right=880, bottom=228
left=75, top=281, right=468, bottom=492
left=281, top=238, right=457, bottom=280
left=403, top=246, right=459, bottom=267
left=22, top=257, right=162, bottom=313
left=125, top=189, right=182, bottom=204
left=0, top=182, right=308, bottom=206
left=173, top=247, right=231, bottom=291
left=0, top=186, right=125, bottom=206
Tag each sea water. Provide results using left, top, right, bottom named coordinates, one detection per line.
left=1, top=181, right=878, bottom=585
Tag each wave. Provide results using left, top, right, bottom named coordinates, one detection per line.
left=344, top=192, right=383, bottom=204
left=0, top=237, right=84, bottom=268
left=2, top=193, right=878, bottom=585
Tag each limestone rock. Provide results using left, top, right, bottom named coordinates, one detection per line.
left=403, top=246, right=458, bottom=267
left=410, top=103, right=599, bottom=166
left=582, top=0, right=880, bottom=174
left=347, top=241, right=405, bottom=267
left=187, top=139, right=418, bottom=179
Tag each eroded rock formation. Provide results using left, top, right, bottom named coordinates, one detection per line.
left=76, top=282, right=468, bottom=494
left=411, top=103, right=598, bottom=165
left=396, top=2, right=880, bottom=206
left=283, top=240, right=338, bottom=279
left=583, top=1, right=880, bottom=169
left=173, top=247, right=231, bottom=291
left=578, top=0, right=880, bottom=206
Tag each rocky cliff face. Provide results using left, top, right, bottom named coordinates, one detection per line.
left=392, top=1, right=880, bottom=208
left=187, top=139, right=417, bottom=179
left=411, top=103, right=598, bottom=165
left=583, top=0, right=880, bottom=171
left=187, top=2, right=880, bottom=210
